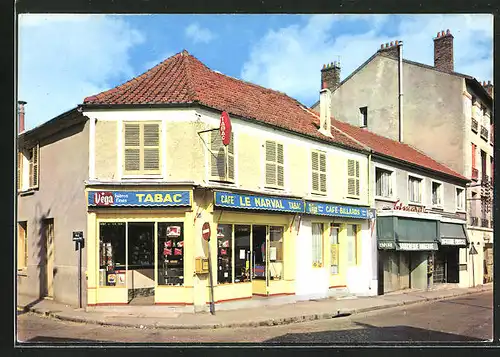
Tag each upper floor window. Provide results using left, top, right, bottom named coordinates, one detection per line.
left=456, top=188, right=465, bottom=211
left=209, top=129, right=234, bottom=182
left=123, top=122, right=161, bottom=175
left=347, top=159, right=360, bottom=198
left=375, top=167, right=393, bottom=198
left=359, top=107, right=368, bottom=127
left=18, top=144, right=39, bottom=192
left=264, top=140, right=284, bottom=189
left=408, top=175, right=422, bottom=203
left=311, top=150, right=327, bottom=194
left=431, top=181, right=443, bottom=207
left=17, top=221, right=28, bottom=270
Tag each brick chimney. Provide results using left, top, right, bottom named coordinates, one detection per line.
left=18, top=100, right=27, bottom=134
left=377, top=40, right=401, bottom=59
left=321, top=61, right=340, bottom=92
left=434, top=29, right=454, bottom=72
left=482, top=80, right=494, bottom=98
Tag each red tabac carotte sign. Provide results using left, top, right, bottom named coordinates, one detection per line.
left=219, top=111, right=232, bottom=146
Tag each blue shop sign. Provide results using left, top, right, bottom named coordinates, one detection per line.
left=88, top=191, right=191, bottom=207
left=214, top=191, right=304, bottom=213
left=305, top=201, right=368, bottom=219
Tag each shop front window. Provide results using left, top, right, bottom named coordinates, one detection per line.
left=217, top=224, right=233, bottom=284
left=99, top=222, right=126, bottom=287
left=234, top=225, right=251, bottom=283
left=269, top=226, right=283, bottom=280
left=330, top=224, right=340, bottom=274
left=347, top=225, right=358, bottom=266
left=312, top=223, right=324, bottom=267
left=158, top=222, right=184, bottom=286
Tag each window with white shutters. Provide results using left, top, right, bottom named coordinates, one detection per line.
left=347, top=159, right=360, bottom=197
left=311, top=150, right=327, bottom=194
left=209, top=129, right=234, bottom=182
left=123, top=122, right=161, bottom=175
left=408, top=176, right=422, bottom=203
left=375, top=168, right=393, bottom=198
left=265, top=140, right=284, bottom=189
left=28, top=144, right=39, bottom=189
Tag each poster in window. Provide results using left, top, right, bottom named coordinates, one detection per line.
left=269, top=247, right=277, bottom=261
left=167, top=226, right=181, bottom=237
left=331, top=244, right=339, bottom=266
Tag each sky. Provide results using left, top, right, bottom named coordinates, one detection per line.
left=17, top=14, right=493, bottom=131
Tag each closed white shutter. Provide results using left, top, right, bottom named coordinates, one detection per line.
left=124, top=123, right=141, bottom=173
left=124, top=122, right=160, bottom=174
left=265, top=141, right=277, bottom=186
left=210, top=130, right=234, bottom=182
left=319, top=152, right=327, bottom=193
left=17, top=151, right=22, bottom=191
left=347, top=159, right=360, bottom=197
left=143, top=123, right=160, bottom=172
left=28, top=144, right=39, bottom=189
left=265, top=141, right=284, bottom=188
left=311, top=151, right=319, bottom=193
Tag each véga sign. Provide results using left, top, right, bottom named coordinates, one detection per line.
left=88, top=191, right=191, bottom=207
left=305, top=201, right=369, bottom=219
left=214, top=191, right=304, bottom=213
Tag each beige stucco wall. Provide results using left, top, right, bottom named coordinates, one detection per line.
left=321, top=55, right=467, bottom=176
left=17, top=120, right=89, bottom=307
left=95, top=120, right=117, bottom=180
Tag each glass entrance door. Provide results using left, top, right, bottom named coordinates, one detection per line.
left=127, top=222, right=155, bottom=303
left=252, top=225, right=269, bottom=294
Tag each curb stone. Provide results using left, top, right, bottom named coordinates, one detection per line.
left=19, top=286, right=492, bottom=330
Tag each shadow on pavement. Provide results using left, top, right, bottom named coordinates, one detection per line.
left=264, top=322, right=485, bottom=343
left=16, top=298, right=44, bottom=316
left=20, top=336, right=106, bottom=344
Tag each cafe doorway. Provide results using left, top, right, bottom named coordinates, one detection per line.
left=252, top=225, right=268, bottom=295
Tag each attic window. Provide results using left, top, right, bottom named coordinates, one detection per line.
left=359, top=107, right=368, bottom=127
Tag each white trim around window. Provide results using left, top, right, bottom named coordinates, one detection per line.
left=374, top=164, right=396, bottom=201
left=430, top=179, right=444, bottom=208
left=407, top=173, right=424, bottom=205
left=455, top=186, right=466, bottom=212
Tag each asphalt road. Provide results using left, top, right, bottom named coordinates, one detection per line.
left=17, top=291, right=492, bottom=344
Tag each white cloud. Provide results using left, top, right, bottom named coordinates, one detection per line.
left=18, top=14, right=145, bottom=130
left=185, top=23, right=216, bottom=44
left=241, top=14, right=493, bottom=106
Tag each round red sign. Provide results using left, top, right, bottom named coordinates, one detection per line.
left=202, top=222, right=211, bottom=241
left=219, top=111, right=232, bottom=146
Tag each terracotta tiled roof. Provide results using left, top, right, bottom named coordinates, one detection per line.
left=83, top=50, right=365, bottom=151
left=328, top=118, right=468, bottom=181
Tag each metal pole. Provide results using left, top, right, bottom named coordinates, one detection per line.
left=471, top=251, right=475, bottom=287
left=78, top=242, right=82, bottom=308
left=207, top=239, right=215, bottom=315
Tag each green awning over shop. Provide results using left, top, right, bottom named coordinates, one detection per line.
left=439, top=222, right=468, bottom=246
left=377, top=216, right=439, bottom=251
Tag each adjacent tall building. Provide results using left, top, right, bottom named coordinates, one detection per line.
left=313, top=29, right=494, bottom=286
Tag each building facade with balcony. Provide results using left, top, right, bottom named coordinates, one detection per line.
left=312, top=29, right=493, bottom=286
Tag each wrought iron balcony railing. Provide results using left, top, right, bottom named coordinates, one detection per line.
left=481, top=218, right=489, bottom=228
left=471, top=117, right=479, bottom=133
left=470, top=216, right=479, bottom=226
left=472, top=167, right=479, bottom=180
left=480, top=125, right=489, bottom=141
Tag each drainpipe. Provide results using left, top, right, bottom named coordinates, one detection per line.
left=368, top=152, right=378, bottom=290
left=398, top=41, right=404, bottom=142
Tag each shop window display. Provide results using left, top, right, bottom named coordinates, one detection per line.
left=99, top=222, right=126, bottom=287
left=269, top=226, right=283, bottom=280
left=158, top=222, right=184, bottom=286
left=217, top=224, right=233, bottom=284
left=330, top=224, right=340, bottom=274
left=234, top=225, right=251, bottom=283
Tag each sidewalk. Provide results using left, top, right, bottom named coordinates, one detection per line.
left=17, top=284, right=492, bottom=330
